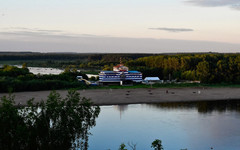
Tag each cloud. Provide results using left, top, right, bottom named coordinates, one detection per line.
left=3, top=27, right=63, bottom=36
left=0, top=27, right=239, bottom=53
left=231, top=4, right=240, bottom=10
left=0, top=36, right=240, bottom=53
left=149, top=27, right=194, bottom=32
left=0, top=27, right=99, bottom=39
left=185, top=0, right=240, bottom=10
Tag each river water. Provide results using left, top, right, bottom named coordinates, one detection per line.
left=5, top=66, right=240, bottom=149
left=13, top=66, right=98, bottom=78
left=89, top=101, right=240, bottom=150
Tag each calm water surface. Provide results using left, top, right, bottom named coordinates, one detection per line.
left=89, top=101, right=240, bottom=150
left=25, top=66, right=97, bottom=78
left=28, top=67, right=63, bottom=74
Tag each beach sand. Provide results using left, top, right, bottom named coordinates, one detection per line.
left=0, top=87, right=240, bottom=106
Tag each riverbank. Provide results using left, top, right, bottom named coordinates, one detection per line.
left=0, top=87, right=240, bottom=106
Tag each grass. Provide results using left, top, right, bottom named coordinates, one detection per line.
left=81, top=82, right=240, bottom=90
left=81, top=70, right=100, bottom=75
left=199, top=83, right=240, bottom=88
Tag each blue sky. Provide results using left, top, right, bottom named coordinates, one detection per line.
left=0, top=0, right=240, bottom=53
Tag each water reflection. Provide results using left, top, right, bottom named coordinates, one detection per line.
left=146, top=100, right=240, bottom=114
left=15, top=65, right=63, bottom=75
left=89, top=101, right=240, bottom=150
left=114, top=105, right=128, bottom=119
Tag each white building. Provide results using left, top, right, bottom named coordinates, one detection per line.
left=144, top=77, right=160, bottom=81
left=143, top=77, right=163, bottom=84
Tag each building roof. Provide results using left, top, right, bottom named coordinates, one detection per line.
left=100, top=70, right=141, bottom=73
left=100, top=71, right=115, bottom=73
left=128, top=71, right=141, bottom=73
left=113, top=64, right=129, bottom=71
left=144, top=77, right=160, bottom=81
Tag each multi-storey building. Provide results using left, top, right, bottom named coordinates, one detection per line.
left=99, top=64, right=142, bottom=85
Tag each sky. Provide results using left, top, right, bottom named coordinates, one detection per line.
left=0, top=0, right=240, bottom=53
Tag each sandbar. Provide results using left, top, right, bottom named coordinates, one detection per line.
left=0, top=87, right=240, bottom=106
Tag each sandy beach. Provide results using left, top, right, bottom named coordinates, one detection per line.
left=0, top=87, right=240, bottom=106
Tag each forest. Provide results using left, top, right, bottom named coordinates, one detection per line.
left=0, top=52, right=152, bottom=69
left=125, top=53, right=240, bottom=83
left=1, top=52, right=240, bottom=86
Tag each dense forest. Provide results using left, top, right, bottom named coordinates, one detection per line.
left=125, top=53, right=240, bottom=83
left=0, top=52, right=152, bottom=69
left=0, top=52, right=240, bottom=84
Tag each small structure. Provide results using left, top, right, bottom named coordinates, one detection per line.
left=143, top=77, right=163, bottom=84
left=76, top=76, right=83, bottom=80
left=113, top=64, right=129, bottom=72
left=144, top=77, right=160, bottom=81
left=113, top=58, right=129, bottom=72
left=76, top=76, right=96, bottom=85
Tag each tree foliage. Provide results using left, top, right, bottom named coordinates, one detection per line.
left=151, top=139, right=164, bottom=150
left=126, top=53, right=240, bottom=83
left=0, top=90, right=100, bottom=150
left=196, top=61, right=210, bottom=83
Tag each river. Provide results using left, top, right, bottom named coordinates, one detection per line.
left=4, top=66, right=239, bottom=149
left=13, top=66, right=98, bottom=78
left=89, top=101, right=240, bottom=150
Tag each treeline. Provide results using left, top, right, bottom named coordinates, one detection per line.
left=125, top=53, right=240, bottom=83
left=1, top=52, right=240, bottom=84
left=0, top=52, right=89, bottom=61
left=0, top=52, right=152, bottom=61
left=0, top=52, right=152, bottom=69
left=0, top=65, right=88, bottom=92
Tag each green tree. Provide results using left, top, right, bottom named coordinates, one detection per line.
left=196, top=61, right=210, bottom=83
left=0, top=90, right=100, bottom=150
left=151, top=139, right=164, bottom=150
left=180, top=56, right=191, bottom=71
left=22, top=63, right=27, bottom=69
left=102, top=65, right=112, bottom=71
left=181, top=70, right=196, bottom=80
left=216, top=60, right=228, bottom=82
left=235, top=56, right=240, bottom=82
left=119, top=143, right=128, bottom=150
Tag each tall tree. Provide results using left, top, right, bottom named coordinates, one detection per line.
left=196, top=61, right=210, bottom=83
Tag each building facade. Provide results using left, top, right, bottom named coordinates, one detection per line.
left=99, top=64, right=142, bottom=85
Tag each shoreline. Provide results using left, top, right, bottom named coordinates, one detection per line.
left=0, top=87, right=240, bottom=106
